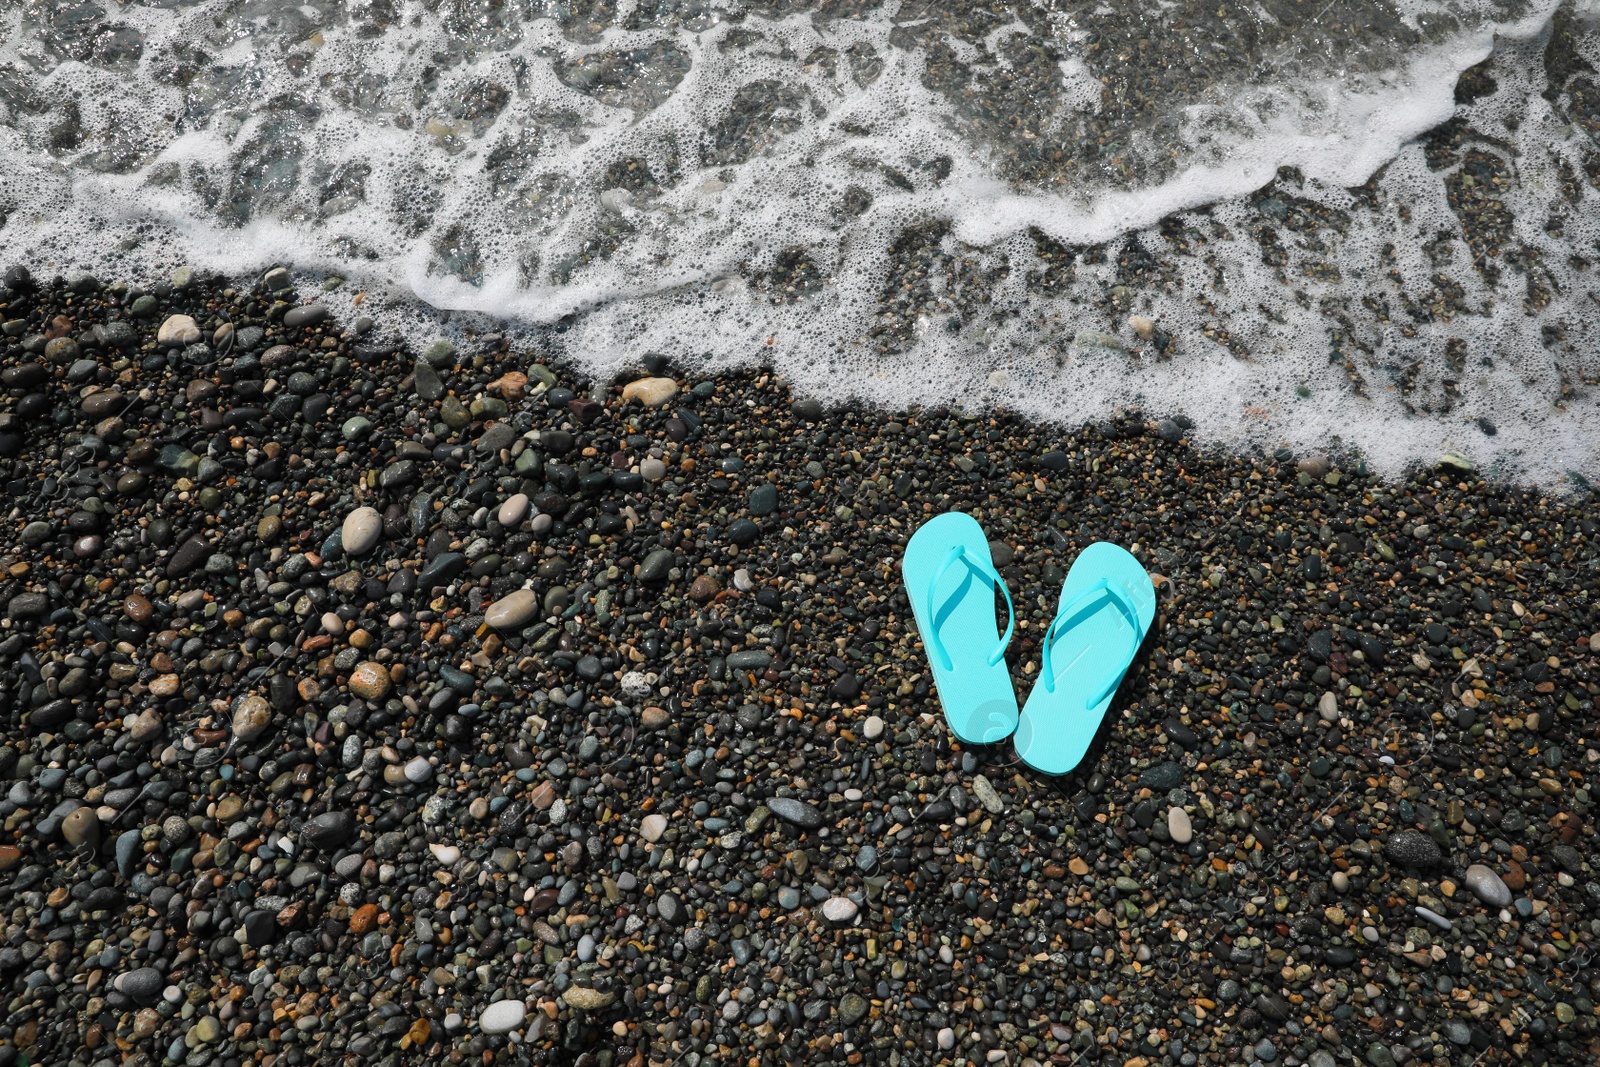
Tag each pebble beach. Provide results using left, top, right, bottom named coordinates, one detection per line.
left=0, top=268, right=1596, bottom=1067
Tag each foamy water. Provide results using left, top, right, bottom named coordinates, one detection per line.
left=1, top=0, right=1597, bottom=484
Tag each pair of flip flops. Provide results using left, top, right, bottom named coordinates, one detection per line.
left=902, top=512, right=1156, bottom=775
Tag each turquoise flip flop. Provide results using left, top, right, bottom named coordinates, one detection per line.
left=1015, top=542, right=1155, bottom=775
left=901, top=512, right=1019, bottom=745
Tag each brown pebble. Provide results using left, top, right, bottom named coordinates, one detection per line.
left=1502, top=862, right=1526, bottom=891
left=640, top=706, right=669, bottom=731
left=0, top=845, right=21, bottom=871
left=80, top=391, right=123, bottom=418
left=350, top=903, right=379, bottom=934
left=231, top=694, right=272, bottom=742
left=348, top=661, right=392, bottom=701
left=62, top=807, right=99, bottom=849
left=688, top=575, right=720, bottom=601
left=128, top=709, right=163, bottom=741
left=123, top=593, right=153, bottom=623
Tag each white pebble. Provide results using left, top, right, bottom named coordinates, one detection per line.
left=485, top=588, right=540, bottom=630
left=403, top=756, right=433, bottom=783
left=938, top=1027, right=955, bottom=1050
left=341, top=506, right=382, bottom=555
left=1415, top=906, right=1452, bottom=931
left=322, top=611, right=344, bottom=637
left=478, top=999, right=526, bottom=1035
left=498, top=493, right=530, bottom=527
left=862, top=715, right=884, bottom=741
left=971, top=775, right=1004, bottom=814
left=639, top=457, right=668, bottom=481
left=1167, top=807, right=1192, bottom=844
left=1318, top=692, right=1339, bottom=721
left=620, top=671, right=651, bottom=698
left=1331, top=871, right=1350, bottom=893
left=820, top=896, right=859, bottom=923
left=640, top=813, right=668, bottom=842
left=621, top=377, right=678, bottom=407
left=157, top=314, right=200, bottom=346
left=732, top=568, right=755, bottom=592
left=429, top=843, right=461, bottom=865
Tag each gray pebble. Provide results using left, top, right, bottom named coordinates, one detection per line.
left=302, top=811, right=355, bottom=849
left=639, top=548, right=675, bottom=582
left=768, top=797, right=824, bottom=830
left=283, top=304, right=328, bottom=329
left=119, top=967, right=164, bottom=1004
left=1383, top=830, right=1441, bottom=867
left=1462, top=863, right=1512, bottom=908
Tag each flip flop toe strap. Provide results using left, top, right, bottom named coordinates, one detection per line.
left=1040, top=578, right=1145, bottom=703
left=924, top=544, right=1015, bottom=672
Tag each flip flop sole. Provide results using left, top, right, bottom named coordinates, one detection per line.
left=901, top=513, right=1019, bottom=745
left=1015, top=542, right=1155, bottom=775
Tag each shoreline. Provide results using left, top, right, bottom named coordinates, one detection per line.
left=0, top=269, right=1596, bottom=1065
left=4, top=10, right=1600, bottom=487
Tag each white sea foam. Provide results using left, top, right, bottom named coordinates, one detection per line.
left=0, top=0, right=1596, bottom=485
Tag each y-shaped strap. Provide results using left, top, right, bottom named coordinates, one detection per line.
left=1040, top=578, right=1145, bottom=703
left=924, top=544, right=1015, bottom=673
